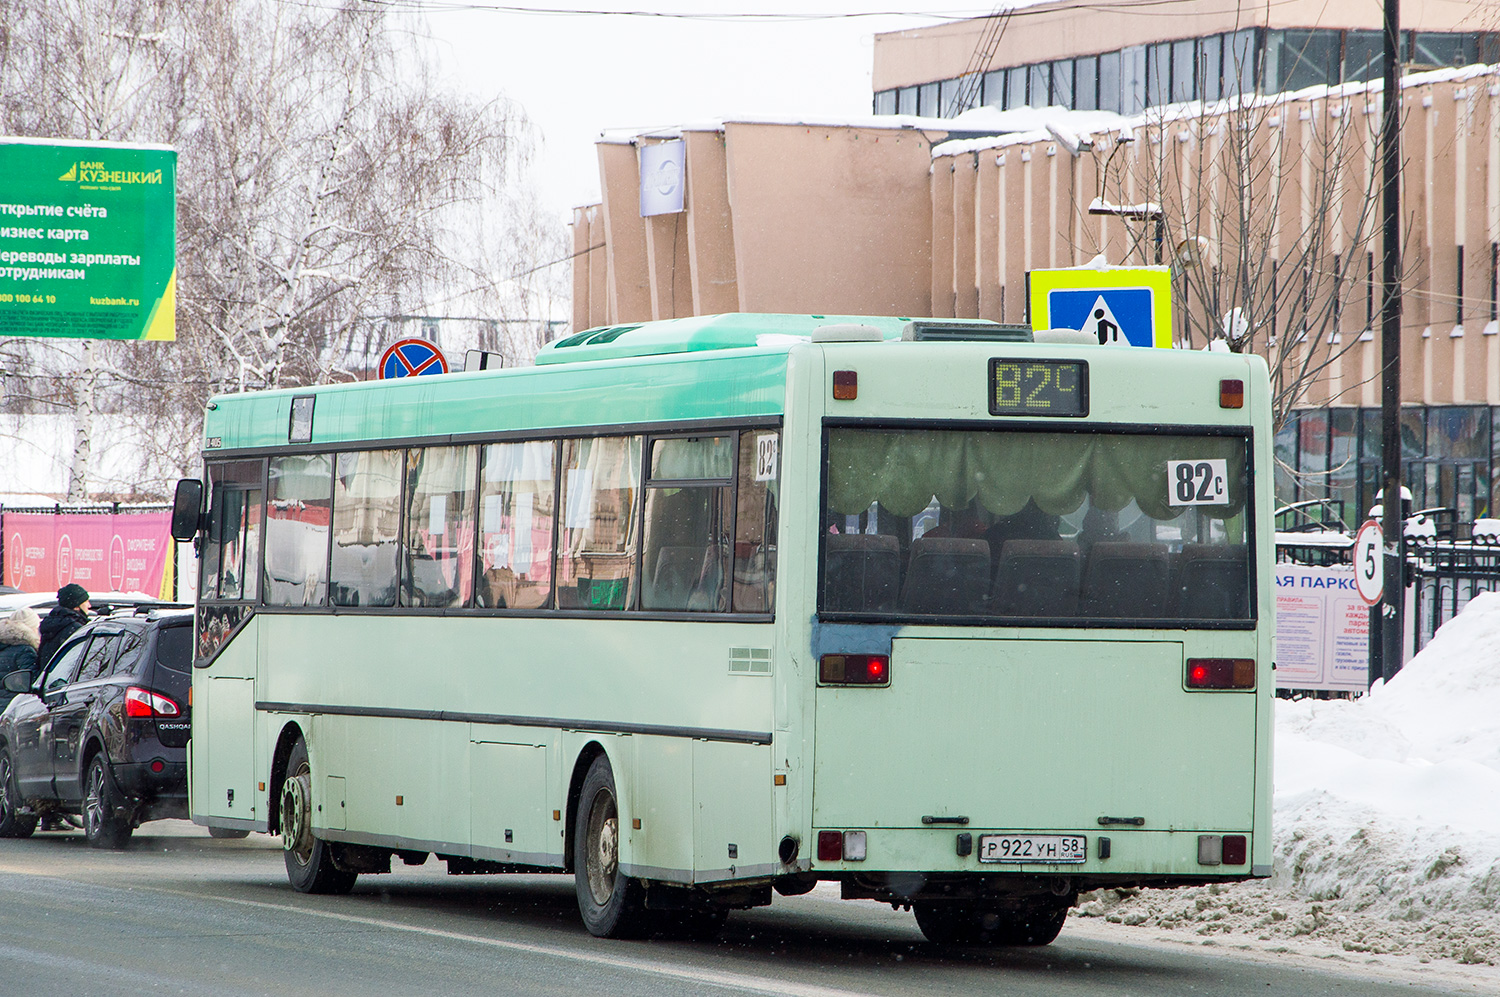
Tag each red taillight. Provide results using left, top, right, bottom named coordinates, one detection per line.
left=819, top=654, right=890, bottom=686
left=832, top=369, right=858, bottom=401
left=125, top=687, right=181, bottom=718
left=1185, top=658, right=1255, bottom=690
left=1219, top=378, right=1244, bottom=409
left=1222, top=834, right=1247, bottom=865
left=817, top=830, right=843, bottom=862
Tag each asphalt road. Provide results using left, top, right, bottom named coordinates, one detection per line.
left=0, top=821, right=1479, bottom=997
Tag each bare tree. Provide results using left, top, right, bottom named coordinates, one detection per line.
left=1093, top=84, right=1388, bottom=430
left=0, top=0, right=561, bottom=500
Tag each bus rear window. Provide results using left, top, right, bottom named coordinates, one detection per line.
left=821, top=426, right=1253, bottom=625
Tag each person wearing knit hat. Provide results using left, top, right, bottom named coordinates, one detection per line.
left=57, top=583, right=89, bottom=610
left=0, top=606, right=41, bottom=711
left=37, top=585, right=91, bottom=672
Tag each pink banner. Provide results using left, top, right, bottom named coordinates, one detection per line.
left=4, top=511, right=174, bottom=598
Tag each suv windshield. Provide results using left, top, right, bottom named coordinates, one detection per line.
left=821, top=425, right=1253, bottom=625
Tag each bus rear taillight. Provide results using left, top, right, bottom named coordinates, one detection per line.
left=1185, top=658, right=1255, bottom=690
left=1219, top=379, right=1244, bottom=408
left=816, top=830, right=867, bottom=862
left=125, top=687, right=181, bottom=718
left=819, top=654, right=889, bottom=686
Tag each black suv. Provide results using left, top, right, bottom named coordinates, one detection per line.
left=0, top=608, right=192, bottom=848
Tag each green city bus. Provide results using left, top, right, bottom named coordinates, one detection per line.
left=172, top=312, right=1273, bottom=944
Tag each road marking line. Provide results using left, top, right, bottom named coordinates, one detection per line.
left=153, top=885, right=881, bottom=997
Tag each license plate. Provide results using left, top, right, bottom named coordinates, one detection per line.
left=977, top=834, right=1087, bottom=864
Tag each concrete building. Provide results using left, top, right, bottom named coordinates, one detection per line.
left=571, top=2, right=1500, bottom=526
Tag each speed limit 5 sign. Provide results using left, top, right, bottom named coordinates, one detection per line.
left=1353, top=520, right=1384, bottom=606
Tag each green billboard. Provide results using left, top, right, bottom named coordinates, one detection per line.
left=0, top=138, right=176, bottom=340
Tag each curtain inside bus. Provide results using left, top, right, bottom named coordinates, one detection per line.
left=822, top=428, right=1252, bottom=624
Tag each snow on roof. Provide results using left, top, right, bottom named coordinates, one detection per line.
left=598, top=112, right=963, bottom=145
left=931, top=62, right=1500, bottom=158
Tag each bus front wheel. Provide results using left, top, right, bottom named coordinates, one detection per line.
left=573, top=754, right=650, bottom=938
left=913, top=900, right=1068, bottom=946
left=281, top=737, right=357, bottom=895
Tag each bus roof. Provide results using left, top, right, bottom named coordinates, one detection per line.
left=534, top=313, right=914, bottom=365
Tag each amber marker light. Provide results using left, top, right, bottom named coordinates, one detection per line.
left=1219, top=378, right=1244, bottom=408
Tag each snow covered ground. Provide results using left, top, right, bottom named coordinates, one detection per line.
left=1079, top=593, right=1500, bottom=985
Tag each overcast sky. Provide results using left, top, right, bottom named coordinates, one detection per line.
left=414, top=3, right=989, bottom=221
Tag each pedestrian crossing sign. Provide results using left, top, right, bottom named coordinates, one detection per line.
left=1027, top=266, right=1173, bottom=348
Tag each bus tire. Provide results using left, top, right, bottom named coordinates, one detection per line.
left=281, top=737, right=357, bottom=895
left=83, top=755, right=132, bottom=850
left=913, top=901, right=1067, bottom=947
left=0, top=749, right=36, bottom=839
left=574, top=754, right=649, bottom=938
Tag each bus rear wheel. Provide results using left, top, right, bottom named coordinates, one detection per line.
left=913, top=901, right=1068, bottom=947
left=281, top=737, right=357, bottom=895
left=573, top=754, right=650, bottom=938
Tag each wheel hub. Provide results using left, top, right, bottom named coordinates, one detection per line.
left=281, top=769, right=314, bottom=864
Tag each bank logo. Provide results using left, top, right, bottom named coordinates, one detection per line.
left=58, top=163, right=77, bottom=181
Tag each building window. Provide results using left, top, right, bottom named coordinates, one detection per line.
left=1029, top=63, right=1050, bottom=106
left=918, top=82, right=939, bottom=117
left=1344, top=30, right=1383, bottom=83
left=1269, top=29, right=1341, bottom=93
left=1050, top=59, right=1074, bottom=108
left=1146, top=42, right=1172, bottom=106
left=1074, top=55, right=1098, bottom=111
left=1199, top=34, right=1223, bottom=103
left=1411, top=32, right=1477, bottom=69
left=1098, top=50, right=1122, bottom=113
left=982, top=69, right=1005, bottom=107
left=1171, top=38, right=1197, bottom=103
left=1225, top=29, right=1259, bottom=96
left=1006, top=66, right=1027, bottom=109
left=1122, top=45, right=1148, bottom=113
left=898, top=86, right=918, bottom=115
left=874, top=90, right=897, bottom=115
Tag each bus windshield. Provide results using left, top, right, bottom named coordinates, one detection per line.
left=821, top=425, right=1253, bottom=624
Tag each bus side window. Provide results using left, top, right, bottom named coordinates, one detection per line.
left=557, top=436, right=641, bottom=611
left=734, top=431, right=779, bottom=613
left=401, top=445, right=476, bottom=609
left=264, top=454, right=333, bottom=608
left=202, top=460, right=266, bottom=603
left=330, top=449, right=402, bottom=608
left=478, top=441, right=557, bottom=610
left=641, top=436, right=733, bottom=613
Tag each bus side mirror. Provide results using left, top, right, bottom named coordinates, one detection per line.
left=171, top=479, right=205, bottom=541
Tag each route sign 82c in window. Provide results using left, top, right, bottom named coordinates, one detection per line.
left=1167, top=459, right=1229, bottom=506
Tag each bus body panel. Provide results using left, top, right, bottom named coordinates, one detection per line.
left=811, top=636, right=1257, bottom=832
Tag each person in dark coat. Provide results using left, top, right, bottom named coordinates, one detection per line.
left=0, top=606, right=41, bottom=712
left=36, top=584, right=91, bottom=670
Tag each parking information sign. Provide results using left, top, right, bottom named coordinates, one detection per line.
left=0, top=137, right=177, bottom=340
left=1027, top=266, right=1173, bottom=348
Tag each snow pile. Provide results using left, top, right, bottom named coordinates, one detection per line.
left=1078, top=594, right=1500, bottom=967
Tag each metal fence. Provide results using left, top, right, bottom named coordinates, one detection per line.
left=1408, top=536, right=1500, bottom=655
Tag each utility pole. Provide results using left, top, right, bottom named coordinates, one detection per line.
left=1376, top=0, right=1404, bottom=685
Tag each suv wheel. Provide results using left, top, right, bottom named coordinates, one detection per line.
left=83, top=755, right=132, bottom=850
left=0, top=750, right=37, bottom=838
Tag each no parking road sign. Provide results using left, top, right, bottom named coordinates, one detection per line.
left=1028, top=267, right=1173, bottom=348
left=379, top=338, right=449, bottom=379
